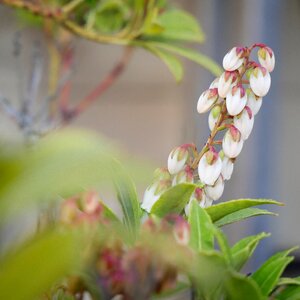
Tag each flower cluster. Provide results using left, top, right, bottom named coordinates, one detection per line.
left=142, top=44, right=275, bottom=215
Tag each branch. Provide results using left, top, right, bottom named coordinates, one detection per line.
left=61, top=47, right=133, bottom=124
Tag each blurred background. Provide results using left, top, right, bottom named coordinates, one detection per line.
left=0, top=0, right=299, bottom=272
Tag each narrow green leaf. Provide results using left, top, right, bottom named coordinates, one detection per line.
left=212, top=226, right=233, bottom=265
left=100, top=200, right=121, bottom=223
left=231, top=232, right=270, bottom=271
left=205, top=199, right=283, bottom=223
left=252, top=254, right=294, bottom=296
left=150, top=183, right=195, bottom=217
left=275, top=285, right=300, bottom=300
left=225, top=271, right=264, bottom=300
left=188, top=199, right=214, bottom=251
left=155, top=9, right=205, bottom=43
left=143, top=45, right=183, bottom=81
left=215, top=207, right=277, bottom=227
left=278, top=277, right=300, bottom=286
left=0, top=230, right=82, bottom=300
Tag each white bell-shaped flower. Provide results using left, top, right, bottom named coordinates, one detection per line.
left=258, top=46, right=275, bottom=72
left=197, top=88, right=219, bottom=113
left=246, top=88, right=263, bottom=115
left=198, top=148, right=222, bottom=185
left=205, top=175, right=224, bottom=201
left=233, top=106, right=254, bottom=140
left=209, top=77, right=220, bottom=89
left=218, top=71, right=238, bottom=98
left=223, top=47, right=245, bottom=71
left=167, top=145, right=189, bottom=175
left=141, top=179, right=171, bottom=213
left=226, top=85, right=247, bottom=116
left=250, top=66, right=271, bottom=97
left=220, top=153, right=234, bottom=180
left=222, top=126, right=244, bottom=158
left=204, top=197, right=213, bottom=208
left=184, top=187, right=206, bottom=216
left=208, top=105, right=221, bottom=131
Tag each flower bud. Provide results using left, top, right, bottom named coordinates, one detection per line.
left=205, top=175, right=224, bottom=201
left=153, top=167, right=172, bottom=180
left=172, top=165, right=194, bottom=185
left=197, top=88, right=219, bottom=113
left=246, top=88, right=262, bottom=115
left=167, top=145, right=189, bottom=175
left=226, top=85, right=247, bottom=116
left=220, top=152, right=234, bottom=180
left=209, top=77, right=219, bottom=89
left=141, top=179, right=171, bottom=213
left=250, top=66, right=271, bottom=97
left=218, top=71, right=238, bottom=98
left=208, top=105, right=221, bottom=131
left=258, top=46, right=275, bottom=72
left=198, top=148, right=222, bottom=185
left=166, top=215, right=190, bottom=246
left=223, top=47, right=245, bottom=71
left=82, top=191, right=102, bottom=215
left=233, top=106, right=254, bottom=140
left=222, top=126, right=244, bottom=158
left=184, top=187, right=206, bottom=215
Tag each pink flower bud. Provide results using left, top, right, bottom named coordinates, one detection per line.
left=141, top=179, right=171, bottom=213
left=198, top=148, right=222, bottom=185
left=167, top=145, right=189, bottom=175
left=222, top=126, right=244, bottom=158
left=209, top=77, right=219, bottom=89
left=208, top=105, right=221, bottom=131
left=197, top=88, right=219, bottom=113
left=184, top=187, right=206, bottom=215
left=220, top=153, right=234, bottom=180
left=172, top=166, right=194, bottom=185
left=246, top=88, right=262, bottom=115
left=226, top=85, right=247, bottom=116
left=258, top=46, right=275, bottom=72
left=218, top=71, right=238, bottom=98
left=205, top=175, right=224, bottom=201
left=223, top=47, right=245, bottom=71
left=233, top=106, right=254, bottom=140
left=250, top=66, right=271, bottom=97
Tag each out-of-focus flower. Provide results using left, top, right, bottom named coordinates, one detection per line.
left=198, top=148, right=222, bottom=185
left=185, top=187, right=206, bottom=215
left=222, top=126, right=244, bottom=158
left=197, top=88, right=219, bottom=113
left=233, top=106, right=254, bottom=140
left=246, top=88, right=262, bottom=115
left=226, top=85, right=247, bottom=116
left=153, top=167, right=172, bottom=180
left=218, top=71, right=238, bottom=98
left=223, top=47, right=245, bottom=71
left=172, top=166, right=194, bottom=185
left=258, top=46, right=275, bottom=72
left=205, top=175, right=224, bottom=201
left=250, top=66, right=271, bottom=97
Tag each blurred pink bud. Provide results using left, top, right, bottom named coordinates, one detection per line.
left=218, top=71, right=238, bottom=98
left=223, top=47, right=245, bottom=71
left=209, top=77, right=220, bottom=89
left=172, top=166, right=194, bottom=185
left=153, top=167, right=172, bottom=180
left=246, top=88, right=262, bottom=115
left=197, top=88, right=218, bottom=113
left=82, top=191, right=102, bottom=214
left=233, top=106, right=254, bottom=140
left=198, top=148, right=222, bottom=185
left=226, top=85, right=247, bottom=116
left=250, top=66, right=271, bottom=97
left=222, top=126, right=244, bottom=158
left=258, top=46, right=275, bottom=72
left=205, top=175, right=224, bottom=201
left=167, top=145, right=189, bottom=175
left=184, top=187, right=206, bottom=215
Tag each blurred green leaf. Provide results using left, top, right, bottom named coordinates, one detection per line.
left=154, top=9, right=205, bottom=43
left=150, top=183, right=195, bottom=217
left=224, top=271, right=264, bottom=300
left=215, top=207, right=277, bottom=227
left=188, top=199, right=214, bottom=251
left=100, top=200, right=120, bottom=223
left=0, top=229, right=82, bottom=300
left=143, top=44, right=184, bottom=81
left=275, top=285, right=300, bottom=300
left=152, top=281, right=189, bottom=299
left=206, top=199, right=282, bottom=223
left=251, top=248, right=296, bottom=296
left=212, top=226, right=233, bottom=265
left=231, top=232, right=270, bottom=271
left=278, top=277, right=300, bottom=286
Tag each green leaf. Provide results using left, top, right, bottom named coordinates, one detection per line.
left=150, top=183, right=195, bottom=217
left=155, top=9, right=205, bottom=43
left=251, top=249, right=296, bottom=296
left=100, top=200, right=121, bottom=223
left=143, top=44, right=183, bottom=81
left=188, top=199, right=214, bottom=251
left=215, top=207, right=277, bottom=227
left=114, top=164, right=141, bottom=238
left=278, top=277, right=300, bottom=286
left=275, top=285, right=300, bottom=300
left=0, top=230, right=82, bottom=300
left=231, top=232, right=270, bottom=271
left=212, top=226, right=233, bottom=265
left=146, top=42, right=222, bottom=76
left=224, top=271, right=265, bottom=300
left=205, top=199, right=282, bottom=223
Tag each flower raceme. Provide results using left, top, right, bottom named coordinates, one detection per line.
left=141, top=43, right=275, bottom=215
